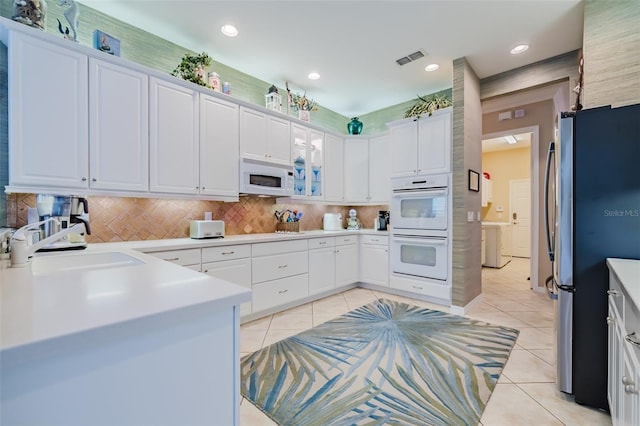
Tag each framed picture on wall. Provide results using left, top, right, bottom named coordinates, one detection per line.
left=93, top=30, right=121, bottom=56
left=468, top=169, right=480, bottom=192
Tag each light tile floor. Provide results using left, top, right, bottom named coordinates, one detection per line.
left=239, top=257, right=612, bottom=425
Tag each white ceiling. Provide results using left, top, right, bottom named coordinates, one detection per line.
left=77, top=0, right=585, bottom=118
left=482, top=132, right=531, bottom=153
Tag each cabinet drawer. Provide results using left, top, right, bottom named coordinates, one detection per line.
left=252, top=251, right=308, bottom=284
left=202, top=244, right=250, bottom=262
left=308, top=237, right=335, bottom=250
left=390, top=274, right=450, bottom=301
left=360, top=234, right=388, bottom=246
left=335, top=235, right=357, bottom=246
left=147, top=248, right=201, bottom=266
left=252, top=274, right=309, bottom=313
left=252, top=239, right=308, bottom=257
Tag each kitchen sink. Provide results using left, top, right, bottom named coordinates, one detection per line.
left=32, top=251, right=144, bottom=275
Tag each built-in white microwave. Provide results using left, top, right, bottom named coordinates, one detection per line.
left=240, top=159, right=294, bottom=197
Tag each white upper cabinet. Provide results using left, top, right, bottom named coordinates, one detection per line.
left=240, top=107, right=291, bottom=166
left=389, top=107, right=452, bottom=177
left=344, top=138, right=369, bottom=203
left=89, top=58, right=149, bottom=192
left=324, top=134, right=344, bottom=203
left=149, top=77, right=199, bottom=194
left=199, top=94, right=239, bottom=199
left=8, top=31, right=89, bottom=189
left=291, top=123, right=324, bottom=199
left=368, top=134, right=391, bottom=204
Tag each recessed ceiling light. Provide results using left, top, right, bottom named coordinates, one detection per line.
left=307, top=72, right=320, bottom=80
left=221, top=24, right=238, bottom=37
left=510, top=44, right=529, bottom=55
left=424, top=63, right=439, bottom=72
left=504, top=135, right=518, bottom=144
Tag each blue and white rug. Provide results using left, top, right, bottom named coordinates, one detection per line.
left=241, top=299, right=519, bottom=426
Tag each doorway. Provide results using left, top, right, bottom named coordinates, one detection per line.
left=481, top=128, right=537, bottom=289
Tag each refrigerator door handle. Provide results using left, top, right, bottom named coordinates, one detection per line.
left=544, top=142, right=555, bottom=262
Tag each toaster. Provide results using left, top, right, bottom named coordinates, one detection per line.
left=323, top=213, right=343, bottom=231
left=190, top=220, right=225, bottom=239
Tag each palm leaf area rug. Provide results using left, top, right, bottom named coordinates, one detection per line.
left=241, top=298, right=519, bottom=426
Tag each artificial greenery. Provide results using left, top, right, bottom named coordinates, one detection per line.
left=171, top=52, right=212, bottom=86
left=404, top=93, right=452, bottom=118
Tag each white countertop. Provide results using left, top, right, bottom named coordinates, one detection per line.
left=607, top=258, right=640, bottom=310
left=0, top=229, right=387, bottom=352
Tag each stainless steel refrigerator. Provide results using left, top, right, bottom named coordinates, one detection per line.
left=544, top=103, right=640, bottom=410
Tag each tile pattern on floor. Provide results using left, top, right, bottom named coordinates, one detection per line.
left=240, top=257, right=612, bottom=425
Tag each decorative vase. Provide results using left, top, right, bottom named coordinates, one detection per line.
left=298, top=110, right=310, bottom=122
left=347, top=117, right=363, bottom=135
left=13, top=0, right=47, bottom=30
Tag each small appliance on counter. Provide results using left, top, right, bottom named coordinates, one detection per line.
left=323, top=213, right=343, bottom=231
left=190, top=220, right=225, bottom=239
left=35, top=194, right=90, bottom=251
left=346, top=209, right=361, bottom=230
left=376, top=210, right=390, bottom=231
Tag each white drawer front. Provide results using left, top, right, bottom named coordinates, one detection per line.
left=252, top=239, right=308, bottom=257
left=147, top=248, right=201, bottom=266
left=336, top=235, right=358, bottom=246
left=360, top=235, right=389, bottom=246
left=390, top=273, right=450, bottom=301
left=252, top=274, right=309, bottom=312
left=308, top=237, right=335, bottom=250
left=202, top=258, right=252, bottom=316
left=252, top=251, right=308, bottom=284
left=202, top=244, right=251, bottom=262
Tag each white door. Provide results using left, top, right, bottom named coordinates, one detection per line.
left=324, top=134, right=344, bottom=202
left=239, top=107, right=268, bottom=161
left=510, top=179, right=531, bottom=257
left=368, top=134, right=391, bottom=203
left=199, top=94, right=239, bottom=198
left=389, top=120, right=418, bottom=177
left=266, top=116, right=291, bottom=165
left=90, top=58, right=148, bottom=191
left=344, top=138, right=369, bottom=203
left=417, top=109, right=451, bottom=174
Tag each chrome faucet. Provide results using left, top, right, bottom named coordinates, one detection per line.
left=10, top=218, right=87, bottom=267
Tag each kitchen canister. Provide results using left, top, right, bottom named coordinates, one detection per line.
left=208, top=72, right=221, bottom=92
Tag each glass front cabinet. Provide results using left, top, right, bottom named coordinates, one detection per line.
left=291, top=123, right=324, bottom=199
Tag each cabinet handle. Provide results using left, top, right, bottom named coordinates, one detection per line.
left=319, top=241, right=326, bottom=245
left=278, top=264, right=288, bottom=269
left=81, top=177, right=87, bottom=182
left=278, top=289, right=288, bottom=294
left=606, top=316, right=615, bottom=325
left=371, top=238, right=379, bottom=242
left=203, top=269, right=208, bottom=273
left=163, top=257, right=180, bottom=262
left=221, top=251, right=235, bottom=255
left=412, top=285, right=423, bottom=290
left=622, top=376, right=634, bottom=386
left=625, top=385, right=638, bottom=394
left=625, top=332, right=640, bottom=347
left=202, top=187, right=205, bottom=190
left=607, top=289, right=619, bottom=296
left=92, top=178, right=97, bottom=182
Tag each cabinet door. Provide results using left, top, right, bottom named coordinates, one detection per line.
left=202, top=258, right=252, bottom=316
left=389, top=120, right=418, bottom=177
left=335, top=244, right=358, bottom=287
left=344, top=138, right=369, bottom=203
left=149, top=77, right=199, bottom=194
left=324, top=134, right=344, bottom=202
left=368, top=135, right=391, bottom=204
left=309, top=247, right=336, bottom=295
left=239, top=107, right=268, bottom=162
left=360, top=245, right=389, bottom=286
left=608, top=299, right=623, bottom=424
left=417, top=109, right=451, bottom=174
left=200, top=94, right=239, bottom=198
left=267, top=115, right=291, bottom=165
left=8, top=32, right=88, bottom=188
left=89, top=58, right=148, bottom=191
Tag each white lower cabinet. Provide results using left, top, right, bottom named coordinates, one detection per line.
left=308, top=237, right=337, bottom=295
left=251, top=240, right=309, bottom=313
left=607, top=261, right=640, bottom=426
left=335, top=235, right=358, bottom=287
left=360, top=235, right=389, bottom=286
left=202, top=245, right=252, bottom=316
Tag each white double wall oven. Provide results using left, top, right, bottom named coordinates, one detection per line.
left=389, top=174, right=452, bottom=303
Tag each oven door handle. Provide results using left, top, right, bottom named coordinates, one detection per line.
left=392, top=236, right=447, bottom=245
left=392, top=188, right=447, bottom=198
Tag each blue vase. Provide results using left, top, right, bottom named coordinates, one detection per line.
left=347, top=117, right=363, bottom=135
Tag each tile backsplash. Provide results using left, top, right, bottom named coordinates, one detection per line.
left=6, top=194, right=387, bottom=243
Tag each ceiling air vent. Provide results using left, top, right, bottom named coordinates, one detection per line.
left=396, top=50, right=426, bottom=66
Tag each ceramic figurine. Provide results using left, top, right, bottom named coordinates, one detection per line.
left=58, top=0, right=79, bottom=42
